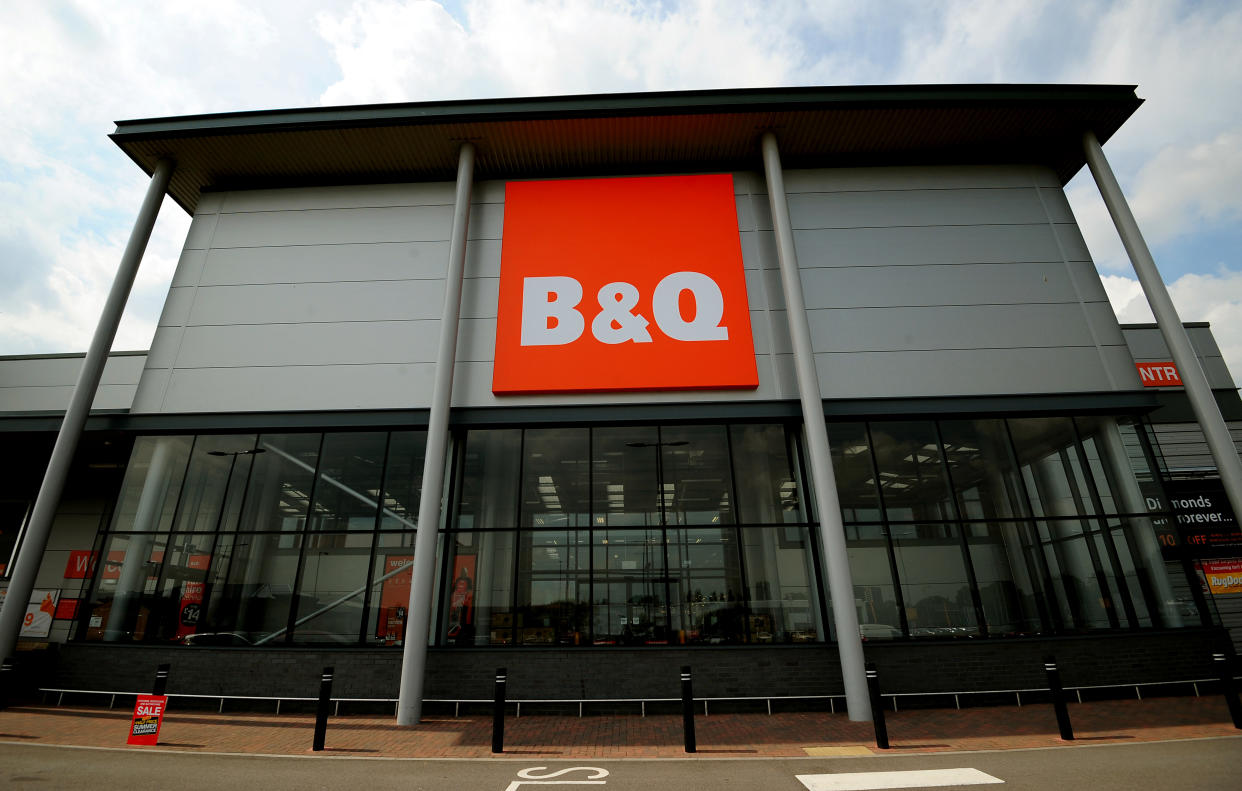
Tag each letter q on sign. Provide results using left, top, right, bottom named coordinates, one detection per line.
left=493, top=174, right=758, bottom=394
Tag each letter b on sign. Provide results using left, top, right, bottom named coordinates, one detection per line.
left=493, top=174, right=757, bottom=394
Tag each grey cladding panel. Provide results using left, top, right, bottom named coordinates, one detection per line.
left=220, top=182, right=456, bottom=212
left=0, top=354, right=144, bottom=388
left=787, top=188, right=1048, bottom=230
left=161, top=364, right=439, bottom=412
left=0, top=385, right=138, bottom=412
left=1036, top=188, right=1076, bottom=223
left=157, top=287, right=195, bottom=327
left=208, top=203, right=502, bottom=248
left=457, top=318, right=496, bottom=363
left=806, top=303, right=1097, bottom=353
left=1081, top=301, right=1128, bottom=346
left=792, top=225, right=1067, bottom=268
left=183, top=213, right=220, bottom=250
left=145, top=328, right=183, bottom=370
left=798, top=262, right=1087, bottom=309
left=461, top=278, right=500, bottom=319
left=1051, top=223, right=1092, bottom=261
left=463, top=239, right=503, bottom=279
left=816, top=346, right=1120, bottom=398
left=1099, top=345, right=1144, bottom=389
left=172, top=321, right=442, bottom=368
left=195, top=193, right=224, bottom=214
left=1123, top=326, right=1236, bottom=389
left=186, top=281, right=446, bottom=325
left=1122, top=327, right=1170, bottom=359
left=451, top=357, right=793, bottom=409
left=781, top=165, right=1059, bottom=193
left=1188, top=326, right=1226, bottom=359
left=198, top=242, right=451, bottom=285
left=1064, top=259, right=1110, bottom=303
left=170, top=249, right=207, bottom=288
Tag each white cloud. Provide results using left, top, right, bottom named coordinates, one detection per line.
left=316, top=0, right=804, bottom=103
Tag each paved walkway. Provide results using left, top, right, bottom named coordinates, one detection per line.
left=1, top=696, right=1239, bottom=759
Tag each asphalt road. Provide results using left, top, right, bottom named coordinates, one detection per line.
left=3, top=736, right=1240, bottom=790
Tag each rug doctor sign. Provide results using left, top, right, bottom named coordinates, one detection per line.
left=492, top=175, right=758, bottom=394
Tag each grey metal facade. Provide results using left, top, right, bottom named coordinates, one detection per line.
left=131, top=164, right=1136, bottom=415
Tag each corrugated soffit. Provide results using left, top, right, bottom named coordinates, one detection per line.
left=112, top=90, right=1141, bottom=214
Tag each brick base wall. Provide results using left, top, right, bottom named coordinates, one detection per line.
left=41, top=628, right=1231, bottom=701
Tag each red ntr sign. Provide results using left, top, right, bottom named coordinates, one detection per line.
left=493, top=174, right=758, bottom=394
left=127, top=695, right=167, bottom=745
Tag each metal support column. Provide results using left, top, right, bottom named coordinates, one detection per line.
left=760, top=132, right=870, bottom=722
left=0, top=158, right=175, bottom=662
left=397, top=142, right=475, bottom=726
left=1082, top=131, right=1242, bottom=539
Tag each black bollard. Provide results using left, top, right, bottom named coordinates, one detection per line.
left=312, top=666, right=334, bottom=752
left=152, top=663, right=171, bottom=697
left=492, top=667, right=507, bottom=754
left=1212, top=652, right=1242, bottom=729
left=0, top=657, right=13, bottom=711
left=864, top=662, right=889, bottom=749
left=680, top=665, right=696, bottom=753
left=1043, top=656, right=1074, bottom=740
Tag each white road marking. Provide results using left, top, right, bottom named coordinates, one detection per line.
left=505, top=766, right=609, bottom=789
left=796, top=767, right=1004, bottom=790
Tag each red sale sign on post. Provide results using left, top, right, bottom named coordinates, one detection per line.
left=127, top=695, right=168, bottom=746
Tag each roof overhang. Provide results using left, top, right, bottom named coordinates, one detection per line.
left=110, top=84, right=1143, bottom=214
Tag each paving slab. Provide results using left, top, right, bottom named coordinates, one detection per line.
left=0, top=696, right=1238, bottom=759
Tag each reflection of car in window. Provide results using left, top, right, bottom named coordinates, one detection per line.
left=180, top=631, right=253, bottom=647
left=858, top=623, right=902, bottom=640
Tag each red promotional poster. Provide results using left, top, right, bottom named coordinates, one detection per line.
left=377, top=555, right=413, bottom=644
left=127, top=695, right=167, bottom=746
left=63, top=550, right=98, bottom=579
left=54, top=598, right=79, bottom=621
left=446, top=555, right=476, bottom=640
left=174, top=581, right=205, bottom=640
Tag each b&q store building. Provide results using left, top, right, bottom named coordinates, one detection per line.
left=2, top=85, right=1240, bottom=722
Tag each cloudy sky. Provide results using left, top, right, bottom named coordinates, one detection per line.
left=2, top=0, right=1240, bottom=384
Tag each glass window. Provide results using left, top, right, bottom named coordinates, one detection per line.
left=660, top=426, right=734, bottom=526
left=591, top=527, right=668, bottom=644
left=290, top=532, right=373, bottom=644
left=238, top=434, right=322, bottom=532
left=731, top=424, right=804, bottom=524
left=890, top=523, right=979, bottom=637
left=365, top=532, right=417, bottom=645
left=203, top=532, right=303, bottom=643
left=592, top=427, right=661, bottom=527
left=442, top=530, right=514, bottom=646
left=85, top=532, right=168, bottom=642
left=171, top=436, right=258, bottom=534
left=379, top=431, right=425, bottom=531
left=1010, top=418, right=1094, bottom=519
left=939, top=420, right=1029, bottom=520
left=521, top=428, right=589, bottom=529
left=109, top=436, right=192, bottom=532
left=454, top=430, right=521, bottom=530
left=846, top=524, right=901, bottom=640
left=1035, top=519, right=1113, bottom=630
left=963, top=521, right=1046, bottom=635
left=868, top=422, right=954, bottom=522
left=148, top=531, right=220, bottom=643
left=830, top=422, right=881, bottom=523
left=668, top=526, right=744, bottom=644
left=740, top=526, right=821, bottom=643
left=308, top=432, right=387, bottom=532
left=515, top=529, right=589, bottom=645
